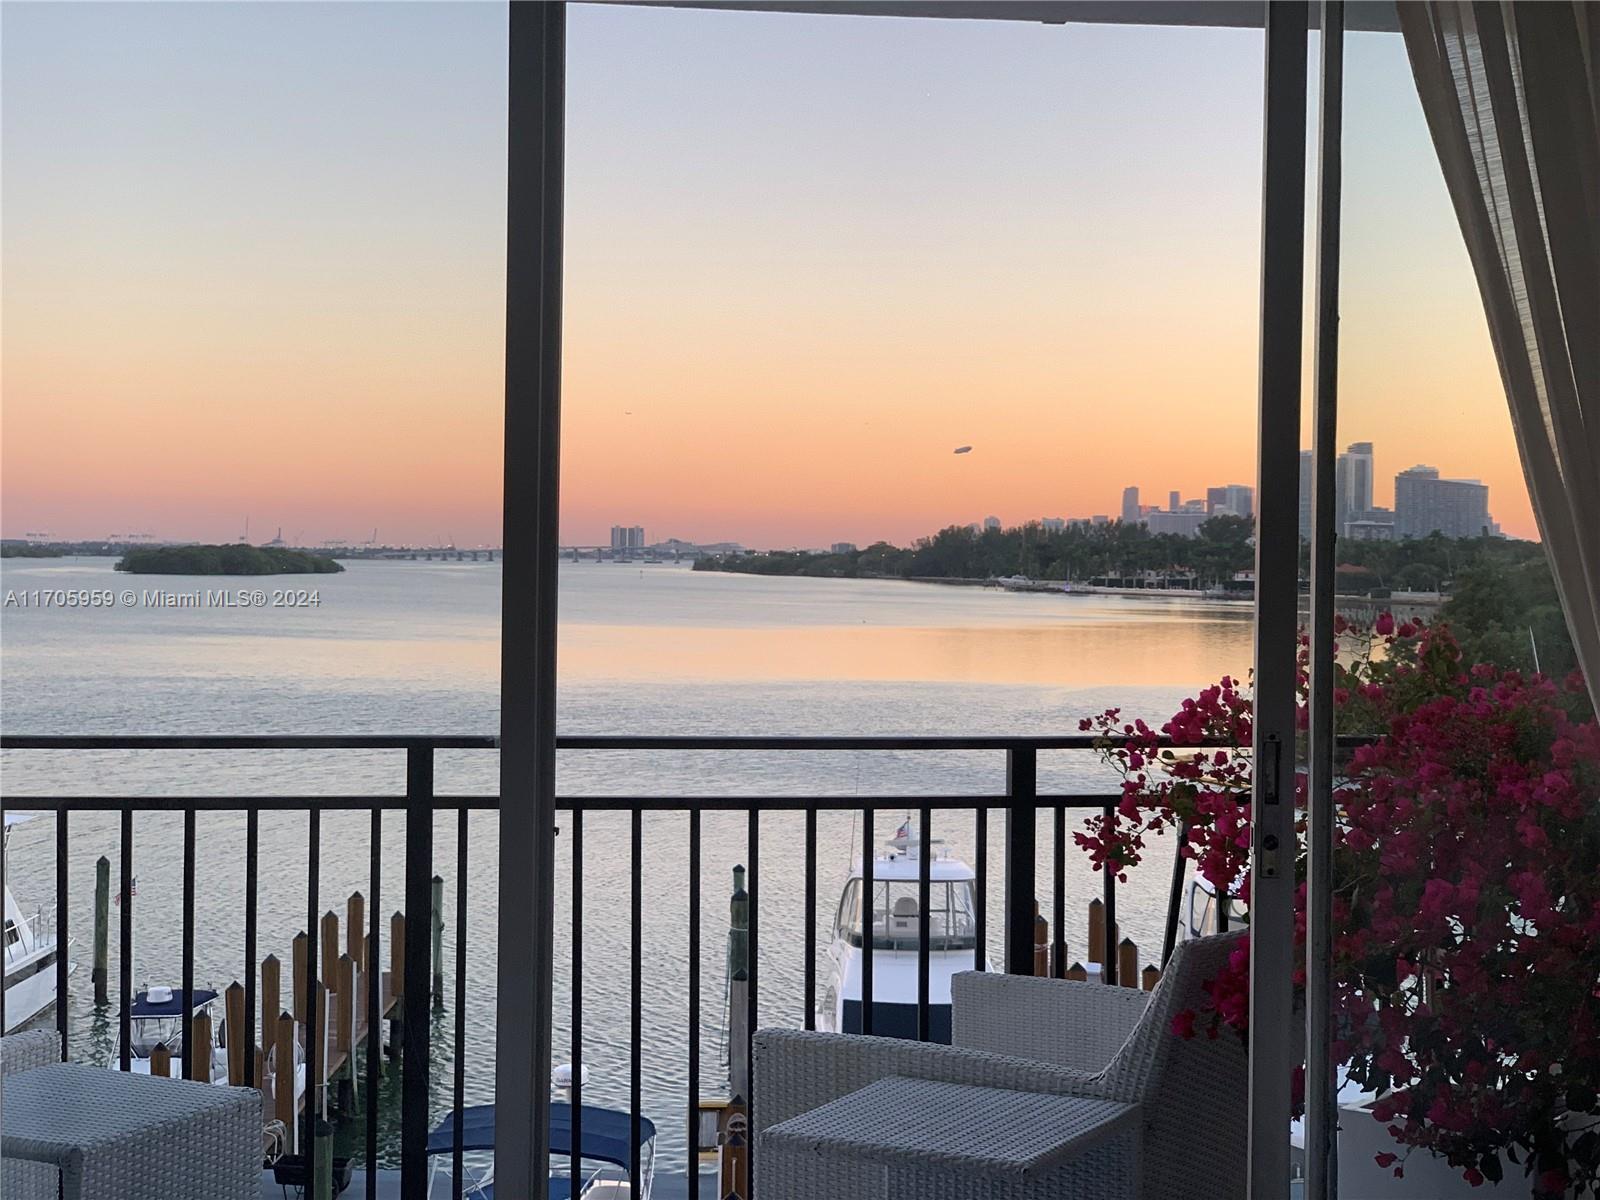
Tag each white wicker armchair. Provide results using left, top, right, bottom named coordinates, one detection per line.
left=2, top=1030, right=63, bottom=1200
left=753, top=930, right=1248, bottom=1200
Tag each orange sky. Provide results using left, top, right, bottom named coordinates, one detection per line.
left=1, top=5, right=1536, bottom=548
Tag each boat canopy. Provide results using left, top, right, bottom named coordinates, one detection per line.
left=426, top=1102, right=656, bottom=1169
left=131, top=987, right=217, bottom=1019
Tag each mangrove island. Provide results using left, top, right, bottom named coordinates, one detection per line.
left=115, top=545, right=345, bottom=575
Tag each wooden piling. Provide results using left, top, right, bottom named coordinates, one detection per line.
left=274, top=1011, right=297, bottom=1150
left=388, top=911, right=405, bottom=1057
left=1087, top=898, right=1106, bottom=965
left=1065, top=961, right=1088, bottom=982
left=261, top=954, right=281, bottom=1052
left=1118, top=938, right=1138, bottom=988
left=320, top=911, right=340, bottom=999
left=1032, top=901, right=1049, bottom=977
left=720, top=1096, right=749, bottom=1200
left=1142, top=965, right=1161, bottom=992
left=336, top=954, right=354, bottom=1060
left=225, top=981, right=247, bottom=1085
left=430, top=874, right=445, bottom=1009
left=347, top=892, right=364, bottom=964
left=191, top=1010, right=214, bottom=1082
left=93, top=856, right=111, bottom=1005
left=292, top=932, right=309, bottom=1024
left=150, top=1043, right=172, bottom=1078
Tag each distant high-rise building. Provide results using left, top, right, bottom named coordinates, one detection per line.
left=610, top=525, right=646, bottom=550
left=1343, top=442, right=1375, bottom=518
left=1207, top=484, right=1253, bottom=519
left=1394, top=466, right=1491, bottom=539
left=1169, top=490, right=1181, bottom=513
left=983, top=515, right=1001, bottom=532
left=830, top=542, right=857, bottom=554
left=1040, top=517, right=1066, bottom=532
left=1121, top=487, right=1140, bottom=524
left=1145, top=510, right=1210, bottom=537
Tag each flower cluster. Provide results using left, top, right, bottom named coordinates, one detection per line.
left=1077, top=618, right=1600, bottom=1197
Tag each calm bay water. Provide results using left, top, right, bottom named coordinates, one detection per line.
left=0, top=556, right=1252, bottom=1165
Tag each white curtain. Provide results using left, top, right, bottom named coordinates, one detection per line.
left=1399, top=1, right=1599, bottom=710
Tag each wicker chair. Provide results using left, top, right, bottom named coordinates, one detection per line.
left=2, top=1031, right=63, bottom=1200
left=754, top=930, right=1248, bottom=1200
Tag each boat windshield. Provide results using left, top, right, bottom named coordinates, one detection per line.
left=836, top=879, right=978, bottom=951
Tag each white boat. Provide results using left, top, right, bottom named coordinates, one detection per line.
left=115, top=985, right=233, bottom=1082
left=818, top=818, right=993, bottom=1041
left=3, top=812, right=76, bottom=1032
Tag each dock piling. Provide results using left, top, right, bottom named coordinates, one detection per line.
left=225, top=981, right=246, bottom=1085
left=430, top=874, right=445, bottom=1009
left=92, top=855, right=110, bottom=1005
left=292, top=932, right=309, bottom=1025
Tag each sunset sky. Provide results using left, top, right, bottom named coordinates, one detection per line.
left=2, top=2, right=1534, bottom=548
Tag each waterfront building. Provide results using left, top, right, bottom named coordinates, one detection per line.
left=1394, top=465, right=1491, bottom=539
left=610, top=524, right=646, bottom=550
left=830, top=542, right=856, bottom=554
left=1039, top=517, right=1065, bottom=532
left=1121, top=486, right=1140, bottom=523
left=1144, top=509, right=1210, bottom=537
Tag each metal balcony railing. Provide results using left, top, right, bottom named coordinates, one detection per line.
left=0, top=730, right=1349, bottom=1198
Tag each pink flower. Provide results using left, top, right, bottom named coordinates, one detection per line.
left=1375, top=612, right=1395, bottom=635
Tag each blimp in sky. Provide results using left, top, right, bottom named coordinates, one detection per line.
left=953, top=445, right=973, bottom=455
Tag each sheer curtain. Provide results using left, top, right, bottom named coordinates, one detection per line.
left=1399, top=1, right=1599, bottom=709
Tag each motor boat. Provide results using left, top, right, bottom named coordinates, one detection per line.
left=817, top=817, right=993, bottom=1042
left=426, top=1091, right=658, bottom=1198
left=3, top=812, right=76, bottom=1032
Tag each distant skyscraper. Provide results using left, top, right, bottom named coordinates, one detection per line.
left=610, top=525, right=645, bottom=550
left=1344, top=442, right=1374, bottom=515
left=1169, top=490, right=1181, bottom=513
left=983, top=515, right=1001, bottom=532
left=1121, top=487, right=1140, bottom=524
left=1394, top=466, right=1490, bottom=539
left=1040, top=517, right=1066, bottom=532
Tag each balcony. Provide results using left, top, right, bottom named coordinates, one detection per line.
left=3, top=730, right=1229, bottom=1199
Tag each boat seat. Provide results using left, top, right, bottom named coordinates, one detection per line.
left=889, top=896, right=918, bottom=937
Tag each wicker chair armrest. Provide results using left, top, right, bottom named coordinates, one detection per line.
left=1, top=1031, right=60, bottom=1078
left=951, top=972, right=1151, bottom=1071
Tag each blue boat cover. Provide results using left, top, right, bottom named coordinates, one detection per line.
left=426, top=1102, right=656, bottom=1170
left=131, top=988, right=218, bottom=1019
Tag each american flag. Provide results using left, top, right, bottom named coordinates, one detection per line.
left=113, top=877, right=138, bottom=905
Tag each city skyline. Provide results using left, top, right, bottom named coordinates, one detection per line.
left=3, top=4, right=1538, bottom=547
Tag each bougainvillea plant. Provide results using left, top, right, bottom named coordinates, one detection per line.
left=1077, top=617, right=1600, bottom=1196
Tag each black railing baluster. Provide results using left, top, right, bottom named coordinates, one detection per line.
left=803, top=808, right=816, bottom=1031
left=119, top=807, right=132, bottom=1072
left=245, top=808, right=258, bottom=1089
left=401, top=747, right=434, bottom=1200
left=453, top=811, right=468, bottom=1200
left=571, top=807, right=583, bottom=1193
left=974, top=805, right=987, bottom=972
left=307, top=806, right=321, bottom=1200
left=1101, top=802, right=1117, bottom=986
left=1163, top=822, right=1188, bottom=966
left=366, top=806, right=380, bottom=1200
left=56, top=808, right=68, bottom=1059
left=630, top=807, right=643, bottom=1196
left=1053, top=805, right=1066, bottom=979
left=746, top=807, right=757, bottom=1082
left=1003, top=749, right=1038, bottom=976
left=687, top=809, right=701, bottom=1194
left=1, top=797, right=8, bottom=1025
left=916, top=805, right=931, bottom=1042
left=860, top=806, right=874, bottom=1035
left=182, top=808, right=196, bottom=1075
